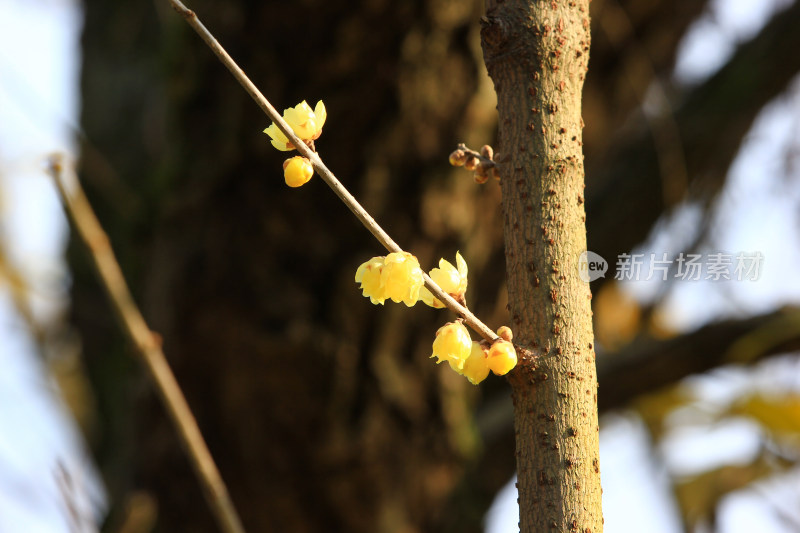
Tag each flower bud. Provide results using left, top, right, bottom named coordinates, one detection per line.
left=431, top=321, right=472, bottom=370
left=463, top=155, right=478, bottom=171
left=474, top=165, right=489, bottom=184
left=497, top=326, right=513, bottom=341
left=283, top=156, right=314, bottom=187
left=449, top=149, right=467, bottom=167
left=480, top=144, right=494, bottom=160
left=487, top=339, right=517, bottom=376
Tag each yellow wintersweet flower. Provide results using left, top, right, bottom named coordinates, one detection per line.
left=431, top=321, right=472, bottom=370
left=458, top=342, right=490, bottom=385
left=420, top=251, right=469, bottom=308
left=487, top=339, right=517, bottom=376
left=284, top=100, right=326, bottom=140
left=263, top=100, right=327, bottom=151
left=283, top=156, right=314, bottom=188
left=380, top=252, right=424, bottom=307
left=355, top=256, right=386, bottom=305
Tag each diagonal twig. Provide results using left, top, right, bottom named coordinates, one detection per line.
left=168, top=0, right=498, bottom=342
left=47, top=155, right=246, bottom=533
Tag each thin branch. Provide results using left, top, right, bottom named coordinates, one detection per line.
left=47, top=155, right=246, bottom=533
left=168, top=0, right=497, bottom=343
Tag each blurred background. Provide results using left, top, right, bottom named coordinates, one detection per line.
left=1, top=0, right=800, bottom=532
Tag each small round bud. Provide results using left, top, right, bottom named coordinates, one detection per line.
left=283, top=156, right=314, bottom=187
left=487, top=339, right=517, bottom=376
left=449, top=149, right=467, bottom=167
left=477, top=160, right=495, bottom=182
left=474, top=170, right=489, bottom=184
left=480, top=144, right=494, bottom=160
left=464, top=155, right=478, bottom=171
left=497, top=326, right=513, bottom=342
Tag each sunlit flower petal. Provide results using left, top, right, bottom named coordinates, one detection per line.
left=455, top=251, right=468, bottom=293
left=355, top=256, right=386, bottom=305
left=420, top=252, right=469, bottom=308
left=312, top=100, right=327, bottom=138
left=263, top=123, right=293, bottom=151
left=459, top=342, right=490, bottom=385
left=264, top=99, right=327, bottom=150
left=431, top=321, right=472, bottom=370
left=381, top=252, right=424, bottom=307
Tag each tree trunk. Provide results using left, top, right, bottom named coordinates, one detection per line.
left=481, top=1, right=603, bottom=531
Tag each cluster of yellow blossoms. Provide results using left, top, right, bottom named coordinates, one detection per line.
left=265, top=101, right=517, bottom=384
left=430, top=322, right=516, bottom=384
left=355, top=250, right=517, bottom=384
left=355, top=251, right=468, bottom=308
left=264, top=100, right=326, bottom=187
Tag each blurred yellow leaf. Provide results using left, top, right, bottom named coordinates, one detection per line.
left=675, top=454, right=788, bottom=527
left=729, top=394, right=800, bottom=436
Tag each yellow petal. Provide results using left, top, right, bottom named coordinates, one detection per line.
left=431, top=259, right=461, bottom=294
left=381, top=252, right=423, bottom=306
left=461, top=342, right=490, bottom=385
left=314, top=100, right=327, bottom=131
left=431, top=321, right=472, bottom=370
left=264, top=123, right=294, bottom=151
left=456, top=251, right=468, bottom=292
left=420, top=286, right=445, bottom=309
left=283, top=101, right=318, bottom=140
left=355, top=256, right=386, bottom=305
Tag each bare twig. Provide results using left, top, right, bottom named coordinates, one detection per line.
left=449, top=143, right=500, bottom=184
left=168, top=0, right=497, bottom=342
left=47, top=155, right=246, bottom=533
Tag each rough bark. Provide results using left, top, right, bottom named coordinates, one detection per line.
left=481, top=2, right=602, bottom=532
